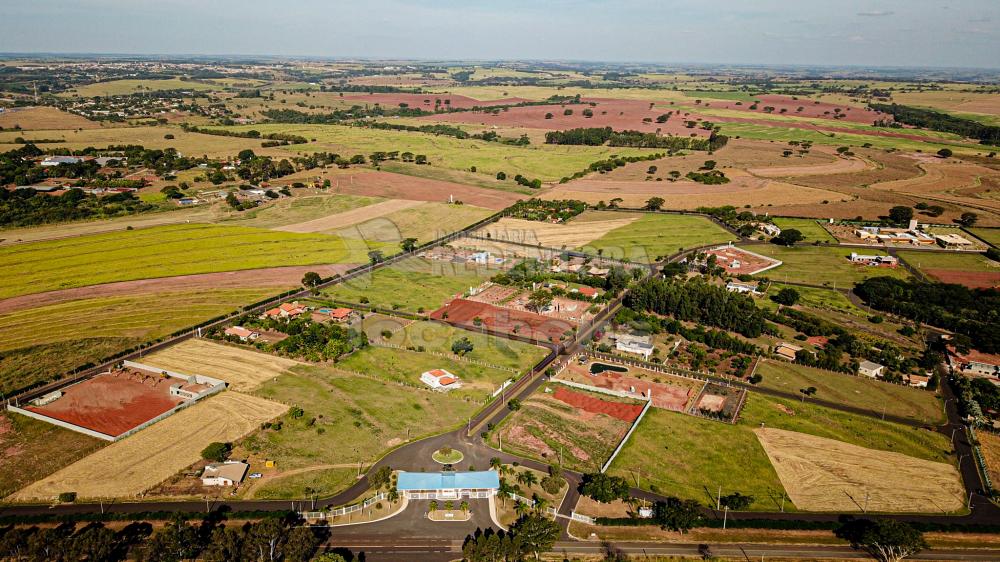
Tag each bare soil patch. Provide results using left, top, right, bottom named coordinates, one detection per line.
left=275, top=199, right=425, bottom=233
left=338, top=92, right=532, bottom=110
left=142, top=339, right=303, bottom=392
left=11, top=391, right=286, bottom=500
left=705, top=94, right=885, bottom=125
left=552, top=386, right=644, bottom=422
left=924, top=269, right=1000, bottom=289
left=476, top=214, right=639, bottom=248
left=749, top=155, right=873, bottom=177
left=754, top=427, right=964, bottom=513
left=560, top=360, right=700, bottom=412
left=430, top=298, right=575, bottom=343
left=0, top=265, right=354, bottom=316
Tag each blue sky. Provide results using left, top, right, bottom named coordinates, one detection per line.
left=1, top=0, right=998, bottom=68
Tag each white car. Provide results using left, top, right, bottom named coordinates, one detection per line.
left=249, top=472, right=263, bottom=479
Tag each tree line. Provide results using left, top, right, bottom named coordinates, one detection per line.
left=543, top=127, right=725, bottom=151
left=870, top=103, right=1000, bottom=146
left=624, top=277, right=771, bottom=338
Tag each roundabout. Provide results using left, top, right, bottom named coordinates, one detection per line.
left=431, top=447, right=464, bottom=464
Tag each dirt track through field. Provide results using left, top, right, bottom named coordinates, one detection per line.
left=10, top=391, right=287, bottom=501
left=0, top=265, right=356, bottom=316
left=300, top=170, right=523, bottom=210
left=754, top=428, right=964, bottom=513
left=142, top=339, right=304, bottom=392
left=476, top=216, right=639, bottom=248
left=275, top=199, right=426, bottom=233
left=749, top=155, right=873, bottom=177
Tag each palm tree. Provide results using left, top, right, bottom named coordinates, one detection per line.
left=498, top=479, right=514, bottom=506
left=429, top=500, right=437, bottom=513
left=514, top=500, right=528, bottom=517
left=490, top=457, right=502, bottom=472
left=521, top=471, right=538, bottom=488
left=445, top=500, right=454, bottom=511
left=460, top=500, right=469, bottom=514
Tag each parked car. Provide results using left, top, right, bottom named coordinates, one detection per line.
left=249, top=473, right=263, bottom=479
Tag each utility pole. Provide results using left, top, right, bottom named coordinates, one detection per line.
left=717, top=485, right=722, bottom=510
left=723, top=506, right=728, bottom=529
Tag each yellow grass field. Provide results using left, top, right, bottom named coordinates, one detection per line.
left=142, top=339, right=303, bottom=392
left=476, top=214, right=640, bottom=248
left=276, top=199, right=424, bottom=233
left=0, top=207, right=216, bottom=246
left=979, top=431, right=1000, bottom=486
left=10, top=391, right=287, bottom=501
left=0, top=106, right=101, bottom=130
left=754, top=428, right=965, bottom=513
left=748, top=155, right=874, bottom=178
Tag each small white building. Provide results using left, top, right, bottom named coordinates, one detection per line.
left=726, top=281, right=760, bottom=296
left=40, top=155, right=84, bottom=167
left=224, top=326, right=259, bottom=342
left=759, top=223, right=781, bottom=237
left=615, top=335, right=654, bottom=360
left=421, top=369, right=461, bottom=390
left=858, top=360, right=886, bottom=378
left=202, top=461, right=249, bottom=487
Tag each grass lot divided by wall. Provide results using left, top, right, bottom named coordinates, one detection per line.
left=581, top=213, right=735, bottom=263
left=221, top=193, right=384, bottom=229
left=0, top=223, right=385, bottom=299
left=323, top=257, right=492, bottom=313
left=896, top=250, right=1000, bottom=273
left=0, top=411, right=104, bottom=499
left=970, top=228, right=1000, bottom=248
left=742, top=244, right=911, bottom=286
left=0, top=288, right=284, bottom=395
left=755, top=360, right=944, bottom=424
left=251, top=467, right=358, bottom=500
left=760, top=282, right=866, bottom=318
left=611, top=393, right=953, bottom=510
left=336, top=202, right=494, bottom=244
left=248, top=366, right=480, bottom=472
left=771, top=218, right=837, bottom=243
left=381, top=320, right=549, bottom=373
left=205, top=124, right=660, bottom=182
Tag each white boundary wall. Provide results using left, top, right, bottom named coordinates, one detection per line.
left=601, top=400, right=652, bottom=473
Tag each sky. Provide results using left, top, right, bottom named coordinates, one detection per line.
left=1, top=0, right=998, bottom=68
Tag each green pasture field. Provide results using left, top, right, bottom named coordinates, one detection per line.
left=896, top=250, right=1000, bottom=273
left=609, top=407, right=790, bottom=510
left=771, top=218, right=837, bottom=243
left=0, top=287, right=284, bottom=394
left=0, top=223, right=386, bottom=299
left=581, top=213, right=735, bottom=263
left=247, top=366, right=477, bottom=472
left=222, top=193, right=384, bottom=229
left=760, top=283, right=865, bottom=318
left=741, top=244, right=911, bottom=286
left=754, top=360, right=944, bottom=425
left=251, top=467, right=358, bottom=500
left=610, top=393, right=953, bottom=509
left=715, top=122, right=993, bottom=156
left=336, top=202, right=494, bottom=244
left=204, top=123, right=661, bottom=181
left=380, top=319, right=549, bottom=373
left=496, top=386, right=636, bottom=473
left=423, top=85, right=687, bottom=103
left=970, top=228, right=1000, bottom=247
left=0, top=126, right=271, bottom=159
left=335, top=345, right=516, bottom=401
left=377, top=160, right=535, bottom=193
left=60, top=78, right=219, bottom=97
left=0, top=411, right=104, bottom=499
left=682, top=90, right=762, bottom=103
left=321, top=257, right=493, bottom=313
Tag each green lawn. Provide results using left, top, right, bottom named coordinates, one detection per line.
left=754, top=360, right=944, bottom=424
left=610, top=393, right=954, bottom=510
left=760, top=283, right=866, bottom=318
left=0, top=288, right=285, bottom=394
left=322, top=257, right=492, bottom=313
left=205, top=123, right=660, bottom=182
left=0, top=223, right=386, bottom=299
left=896, top=250, right=999, bottom=273
left=336, top=202, right=494, bottom=243
left=221, top=193, right=383, bottom=229
left=742, top=244, right=911, bottom=286
left=581, top=214, right=735, bottom=263
left=0, top=411, right=104, bottom=498
left=61, top=78, right=218, bottom=97
left=251, top=468, right=358, bottom=500
left=969, top=228, right=1000, bottom=248
left=247, top=366, right=478, bottom=472
left=682, top=90, right=762, bottom=103
left=771, top=218, right=837, bottom=243
left=381, top=320, right=549, bottom=373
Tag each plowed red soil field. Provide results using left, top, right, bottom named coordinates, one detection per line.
left=924, top=269, right=1000, bottom=289
left=339, top=93, right=532, bottom=110
left=552, top=386, right=643, bottom=422
left=705, top=94, right=886, bottom=125
left=297, top=170, right=522, bottom=210
left=429, top=298, right=574, bottom=343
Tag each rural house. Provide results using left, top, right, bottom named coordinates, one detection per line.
left=948, top=347, right=1000, bottom=378
left=312, top=307, right=357, bottom=324
left=849, top=253, right=899, bottom=267
left=614, top=334, right=654, bottom=360
left=421, top=369, right=461, bottom=390
left=263, top=301, right=306, bottom=320
left=858, top=360, right=886, bottom=378
left=726, top=281, right=760, bottom=295
left=202, top=461, right=249, bottom=487
left=224, top=326, right=259, bottom=342
left=774, top=342, right=803, bottom=361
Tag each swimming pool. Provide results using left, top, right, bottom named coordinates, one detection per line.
left=590, top=362, right=628, bottom=375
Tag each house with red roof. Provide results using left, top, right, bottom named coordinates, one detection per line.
left=263, top=301, right=307, bottom=320
left=575, top=286, right=601, bottom=299
left=224, top=326, right=259, bottom=342
left=420, top=369, right=461, bottom=390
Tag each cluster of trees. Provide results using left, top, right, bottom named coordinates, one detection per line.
left=231, top=149, right=296, bottom=184
left=954, top=374, right=1000, bottom=425
left=460, top=514, right=560, bottom=562
left=360, top=120, right=529, bottom=146
left=613, top=307, right=763, bottom=356
left=262, top=105, right=431, bottom=124
left=870, top=103, right=1000, bottom=146
left=182, top=125, right=308, bottom=146
left=0, top=187, right=154, bottom=228
left=544, top=127, right=725, bottom=151
left=0, top=514, right=327, bottom=562
left=560, top=152, right=667, bottom=183
left=685, top=169, right=730, bottom=184
left=217, top=315, right=367, bottom=362
left=625, top=277, right=771, bottom=338
left=854, top=276, right=1000, bottom=353
left=506, top=198, right=588, bottom=222
left=492, top=258, right=636, bottom=297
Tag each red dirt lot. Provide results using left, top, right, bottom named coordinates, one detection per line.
left=338, top=93, right=532, bottom=110
left=571, top=370, right=695, bottom=412
left=0, top=265, right=357, bottom=316
left=429, top=298, right=575, bottom=343
left=552, top=386, right=643, bottom=422
left=924, top=269, right=1000, bottom=289
left=703, top=94, right=887, bottom=125
left=303, top=170, right=522, bottom=210
left=419, top=97, right=712, bottom=137
left=24, top=371, right=184, bottom=437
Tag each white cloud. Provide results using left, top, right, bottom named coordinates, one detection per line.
left=857, top=10, right=894, bottom=17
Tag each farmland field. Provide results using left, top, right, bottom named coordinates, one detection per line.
left=0, top=126, right=269, bottom=159
left=222, top=193, right=384, bottom=230
left=11, top=391, right=287, bottom=500
left=761, top=283, right=865, bottom=317
left=0, top=411, right=104, bottom=499
left=0, top=106, right=102, bottom=130
left=0, top=223, right=383, bottom=299
left=335, top=201, right=494, bottom=243
left=142, top=339, right=304, bottom=392
left=980, top=431, right=1000, bottom=487
left=477, top=212, right=640, bottom=248
left=61, top=78, right=218, bottom=97
left=771, top=218, right=837, bottom=243
left=248, top=365, right=477, bottom=471
left=581, top=213, right=736, bottom=263
left=754, top=360, right=943, bottom=424
left=741, top=244, right=911, bottom=285
left=322, top=257, right=493, bottom=313
left=970, top=228, right=1000, bottom=247
left=897, top=250, right=1000, bottom=289
left=379, top=319, right=550, bottom=372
